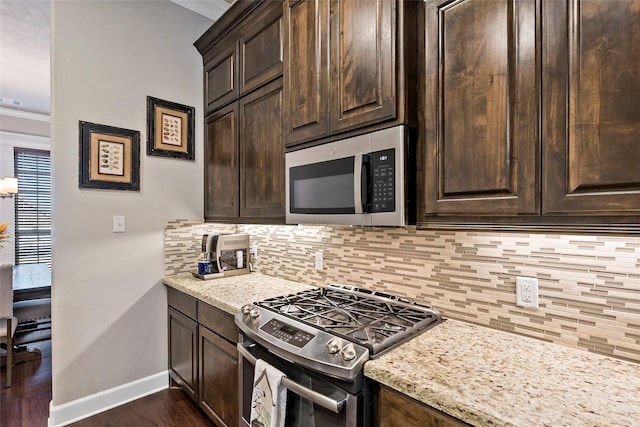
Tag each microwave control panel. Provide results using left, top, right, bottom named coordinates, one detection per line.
left=371, top=149, right=395, bottom=212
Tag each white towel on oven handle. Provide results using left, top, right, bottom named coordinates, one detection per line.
left=250, top=359, right=287, bottom=427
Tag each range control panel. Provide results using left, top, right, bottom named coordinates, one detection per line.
left=370, top=148, right=395, bottom=212
left=260, top=318, right=315, bottom=348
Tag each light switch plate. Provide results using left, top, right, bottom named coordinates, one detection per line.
left=113, top=215, right=126, bottom=233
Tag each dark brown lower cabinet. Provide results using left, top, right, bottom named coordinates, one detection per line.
left=167, top=286, right=239, bottom=427
left=168, top=306, right=198, bottom=402
left=198, top=325, right=239, bottom=427
left=376, top=384, right=470, bottom=427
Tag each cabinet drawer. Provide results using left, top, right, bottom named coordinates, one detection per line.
left=167, top=287, right=197, bottom=320
left=198, top=301, right=238, bottom=344
left=378, top=385, right=470, bottom=427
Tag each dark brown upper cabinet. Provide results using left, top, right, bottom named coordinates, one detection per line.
left=205, top=43, right=239, bottom=113
left=238, top=2, right=283, bottom=96
left=198, top=1, right=283, bottom=115
left=282, top=0, right=331, bottom=144
left=203, top=79, right=285, bottom=223
left=197, top=1, right=286, bottom=223
left=543, top=0, right=640, bottom=217
left=422, top=0, right=539, bottom=217
left=239, top=79, right=285, bottom=220
left=204, top=104, right=240, bottom=220
left=330, top=0, right=396, bottom=133
left=421, top=0, right=640, bottom=231
left=283, top=0, right=419, bottom=147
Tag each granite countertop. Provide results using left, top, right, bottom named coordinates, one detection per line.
left=365, top=320, right=640, bottom=427
left=163, top=273, right=640, bottom=426
left=163, top=272, right=313, bottom=313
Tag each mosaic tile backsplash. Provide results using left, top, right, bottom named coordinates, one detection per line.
left=164, top=220, right=640, bottom=364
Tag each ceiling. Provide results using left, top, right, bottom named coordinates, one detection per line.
left=0, top=0, right=233, bottom=116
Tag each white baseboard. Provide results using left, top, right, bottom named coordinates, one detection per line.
left=48, top=371, right=169, bottom=427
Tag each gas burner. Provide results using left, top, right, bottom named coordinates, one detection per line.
left=255, top=284, right=442, bottom=357
left=279, top=304, right=302, bottom=314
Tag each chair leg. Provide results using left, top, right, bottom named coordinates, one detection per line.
left=6, top=317, right=12, bottom=388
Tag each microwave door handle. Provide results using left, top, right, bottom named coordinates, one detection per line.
left=353, top=154, right=363, bottom=214
left=237, top=343, right=347, bottom=414
left=354, top=154, right=371, bottom=214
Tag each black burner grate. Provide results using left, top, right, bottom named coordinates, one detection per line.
left=256, top=284, right=441, bottom=356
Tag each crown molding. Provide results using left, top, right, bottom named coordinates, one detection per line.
left=0, top=106, right=50, bottom=122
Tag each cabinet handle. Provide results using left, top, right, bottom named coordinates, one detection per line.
left=237, top=343, right=347, bottom=414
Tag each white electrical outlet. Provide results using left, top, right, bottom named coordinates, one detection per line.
left=251, top=243, right=258, bottom=259
left=315, top=251, right=324, bottom=270
left=516, top=276, right=539, bottom=308
left=113, top=215, right=126, bottom=233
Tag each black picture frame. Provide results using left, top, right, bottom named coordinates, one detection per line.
left=146, top=96, right=195, bottom=160
left=79, top=121, right=140, bottom=191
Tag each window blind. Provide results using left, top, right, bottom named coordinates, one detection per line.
left=13, top=148, right=52, bottom=267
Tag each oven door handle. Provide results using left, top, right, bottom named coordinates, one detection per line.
left=237, top=343, right=347, bottom=414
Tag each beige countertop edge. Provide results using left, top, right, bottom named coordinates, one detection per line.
left=163, top=273, right=640, bottom=427
left=364, top=320, right=640, bottom=427
left=162, top=272, right=314, bottom=313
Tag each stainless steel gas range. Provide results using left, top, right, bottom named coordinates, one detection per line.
left=235, top=284, right=442, bottom=427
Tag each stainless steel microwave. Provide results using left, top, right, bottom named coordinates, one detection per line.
left=285, top=125, right=415, bottom=227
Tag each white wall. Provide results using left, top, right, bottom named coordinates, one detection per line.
left=50, top=0, right=210, bottom=419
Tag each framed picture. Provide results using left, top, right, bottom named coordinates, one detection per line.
left=146, top=96, right=195, bottom=160
left=79, top=121, right=140, bottom=191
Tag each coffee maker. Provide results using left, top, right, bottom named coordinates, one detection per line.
left=195, top=233, right=251, bottom=279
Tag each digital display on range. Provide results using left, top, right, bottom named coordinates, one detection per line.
left=260, top=318, right=315, bottom=348
left=280, top=325, right=298, bottom=336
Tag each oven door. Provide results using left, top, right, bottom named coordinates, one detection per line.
left=237, top=339, right=367, bottom=427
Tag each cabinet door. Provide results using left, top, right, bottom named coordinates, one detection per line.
left=330, top=0, right=396, bottom=133
left=283, top=0, right=331, bottom=145
left=543, top=0, right=640, bottom=216
left=168, top=307, right=198, bottom=402
left=205, top=42, right=239, bottom=113
left=204, top=104, right=239, bottom=220
left=239, top=78, right=285, bottom=220
left=378, top=385, right=469, bottom=427
left=422, top=0, right=539, bottom=216
left=239, top=1, right=283, bottom=96
left=199, top=326, right=239, bottom=427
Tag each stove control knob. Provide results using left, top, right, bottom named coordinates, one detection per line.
left=241, top=304, right=253, bottom=315
left=326, top=338, right=341, bottom=354
left=341, top=343, right=357, bottom=361
left=249, top=307, right=261, bottom=319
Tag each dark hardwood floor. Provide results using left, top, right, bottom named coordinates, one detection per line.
left=1, top=339, right=52, bottom=427
left=68, top=388, right=213, bottom=427
left=1, top=338, right=213, bottom=427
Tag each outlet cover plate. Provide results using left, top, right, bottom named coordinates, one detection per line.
left=315, top=252, right=324, bottom=270
left=516, top=276, right=539, bottom=308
